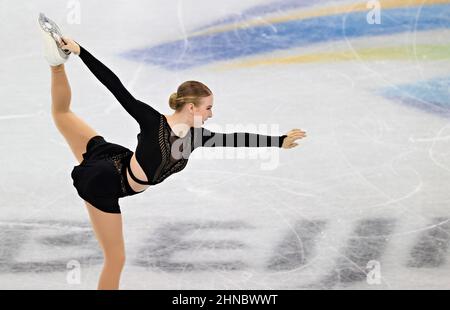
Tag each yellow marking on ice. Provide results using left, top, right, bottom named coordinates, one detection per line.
left=215, top=44, right=450, bottom=70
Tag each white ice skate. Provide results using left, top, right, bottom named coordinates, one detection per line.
left=38, top=13, right=71, bottom=66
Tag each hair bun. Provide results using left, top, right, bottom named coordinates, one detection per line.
left=169, top=92, right=178, bottom=110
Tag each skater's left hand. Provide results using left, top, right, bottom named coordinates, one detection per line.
left=60, top=36, right=80, bottom=55
left=281, top=129, right=307, bottom=149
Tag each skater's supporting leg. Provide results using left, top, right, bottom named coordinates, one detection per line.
left=85, top=202, right=126, bottom=290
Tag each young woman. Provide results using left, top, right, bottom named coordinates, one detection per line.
left=38, top=13, right=306, bottom=289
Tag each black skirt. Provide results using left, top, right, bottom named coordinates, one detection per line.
left=71, top=135, right=141, bottom=214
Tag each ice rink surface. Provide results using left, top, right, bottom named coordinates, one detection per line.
left=0, top=0, right=449, bottom=289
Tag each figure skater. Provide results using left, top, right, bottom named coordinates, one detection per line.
left=38, top=13, right=307, bottom=290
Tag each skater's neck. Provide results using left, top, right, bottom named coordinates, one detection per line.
left=164, top=113, right=192, bottom=138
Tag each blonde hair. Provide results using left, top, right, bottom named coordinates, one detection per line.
left=169, top=80, right=212, bottom=111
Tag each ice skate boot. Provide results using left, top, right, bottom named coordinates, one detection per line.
left=38, top=13, right=71, bottom=66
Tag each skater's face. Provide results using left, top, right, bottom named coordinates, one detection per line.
left=192, top=95, right=213, bottom=127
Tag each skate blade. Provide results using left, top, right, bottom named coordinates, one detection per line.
left=38, top=13, right=71, bottom=56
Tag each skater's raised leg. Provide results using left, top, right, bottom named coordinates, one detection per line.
left=40, top=13, right=98, bottom=163
left=49, top=62, right=99, bottom=164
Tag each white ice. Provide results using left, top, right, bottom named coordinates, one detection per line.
left=0, top=0, right=449, bottom=289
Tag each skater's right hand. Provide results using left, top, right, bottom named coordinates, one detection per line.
left=60, top=36, right=80, bottom=55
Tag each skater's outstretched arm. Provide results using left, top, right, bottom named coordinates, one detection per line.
left=194, top=128, right=286, bottom=148
left=60, top=37, right=159, bottom=125
left=192, top=128, right=305, bottom=149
